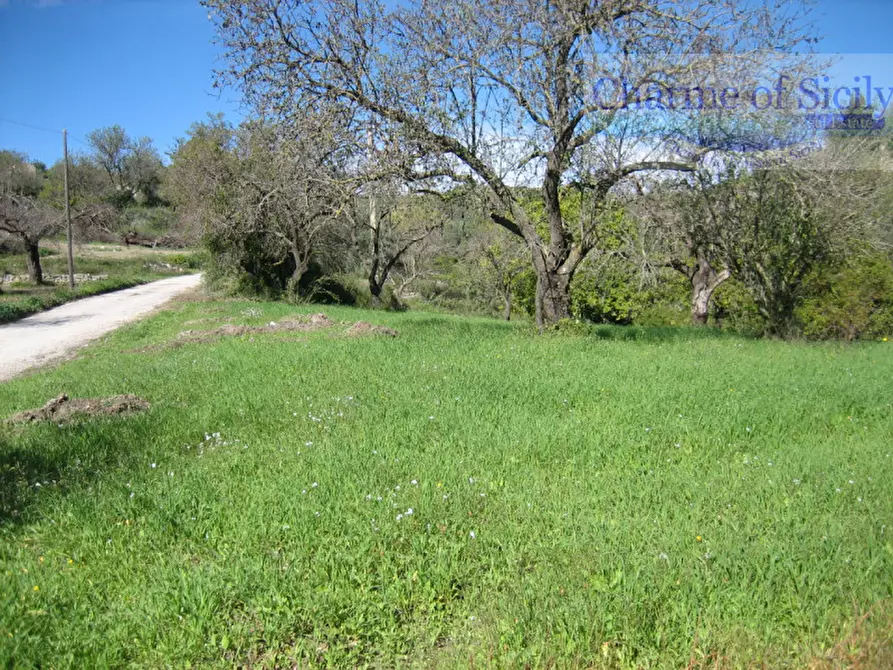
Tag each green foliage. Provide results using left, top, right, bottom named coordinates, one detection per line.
left=712, top=279, right=764, bottom=336
left=723, top=170, right=828, bottom=336
left=330, top=273, right=374, bottom=309
left=85, top=126, right=165, bottom=207
left=119, top=206, right=177, bottom=236
left=40, top=154, right=107, bottom=213
left=797, top=253, right=893, bottom=341
left=0, top=150, right=44, bottom=197
left=511, top=266, right=537, bottom=317
left=0, top=300, right=891, bottom=666
left=201, top=228, right=291, bottom=300
left=290, top=264, right=358, bottom=307
left=571, top=258, right=651, bottom=325
left=414, top=251, right=507, bottom=318
left=634, top=274, right=691, bottom=328
left=164, top=251, right=207, bottom=270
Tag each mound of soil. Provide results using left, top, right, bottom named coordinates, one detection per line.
left=8, top=394, right=150, bottom=425
left=176, top=313, right=334, bottom=344
left=344, top=322, right=400, bottom=337
left=182, top=316, right=228, bottom=326
left=128, top=313, right=398, bottom=353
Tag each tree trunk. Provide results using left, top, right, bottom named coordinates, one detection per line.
left=691, top=267, right=712, bottom=326
left=369, top=275, right=383, bottom=307
left=691, top=290, right=710, bottom=325
left=689, top=260, right=730, bottom=326
left=289, top=244, right=309, bottom=296
left=368, top=190, right=383, bottom=307
left=369, top=245, right=384, bottom=307
left=535, top=263, right=571, bottom=327
left=535, top=151, right=574, bottom=328
left=502, top=291, right=512, bottom=321
left=25, top=240, right=43, bottom=284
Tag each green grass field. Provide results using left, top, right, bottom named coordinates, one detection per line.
left=0, top=242, right=200, bottom=324
left=1, top=296, right=891, bottom=668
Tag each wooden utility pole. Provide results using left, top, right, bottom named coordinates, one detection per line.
left=63, top=129, right=74, bottom=288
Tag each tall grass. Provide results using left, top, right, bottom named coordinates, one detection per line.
left=0, top=300, right=890, bottom=667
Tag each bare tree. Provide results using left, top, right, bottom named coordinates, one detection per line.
left=0, top=151, right=57, bottom=284
left=166, top=114, right=239, bottom=247
left=479, top=236, right=527, bottom=321
left=169, top=112, right=356, bottom=295
left=205, top=0, right=816, bottom=327
left=390, top=229, right=446, bottom=305
left=360, top=189, right=445, bottom=306
left=123, top=137, right=164, bottom=204
left=459, top=203, right=529, bottom=320
left=632, top=178, right=731, bottom=326
left=0, top=195, right=58, bottom=284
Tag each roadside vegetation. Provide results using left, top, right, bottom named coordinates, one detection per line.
left=0, top=299, right=891, bottom=667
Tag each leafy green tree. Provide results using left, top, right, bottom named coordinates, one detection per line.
left=86, top=125, right=164, bottom=207
left=86, top=125, right=129, bottom=190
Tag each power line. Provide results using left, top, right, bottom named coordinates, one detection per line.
left=0, top=117, right=90, bottom=153
left=0, top=117, right=63, bottom=136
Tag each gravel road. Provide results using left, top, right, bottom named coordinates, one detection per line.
left=0, top=274, right=202, bottom=382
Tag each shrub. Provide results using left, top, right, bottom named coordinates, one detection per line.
left=164, top=251, right=207, bottom=270
left=571, top=259, right=652, bottom=325
left=712, top=279, right=764, bottom=336
left=202, top=232, right=293, bottom=299
left=797, top=254, right=893, bottom=341
left=288, top=264, right=357, bottom=306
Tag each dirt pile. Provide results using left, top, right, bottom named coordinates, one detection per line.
left=129, top=313, right=399, bottom=353
left=344, top=321, right=400, bottom=337
left=8, top=394, right=150, bottom=425
left=175, top=313, right=334, bottom=344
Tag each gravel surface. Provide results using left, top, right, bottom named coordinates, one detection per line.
left=0, top=274, right=202, bottom=382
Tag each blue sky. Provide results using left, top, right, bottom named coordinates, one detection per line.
left=1, top=0, right=892, bottom=166
left=0, top=0, right=241, bottom=164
